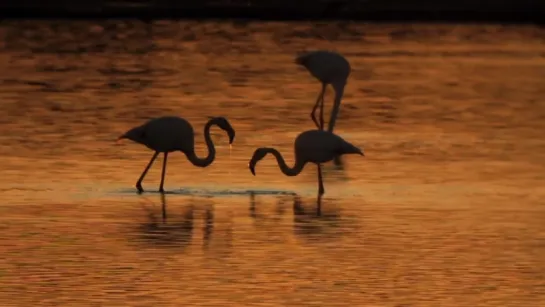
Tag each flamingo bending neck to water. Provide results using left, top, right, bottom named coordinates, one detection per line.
left=248, top=129, right=363, bottom=197
left=117, top=116, right=235, bottom=193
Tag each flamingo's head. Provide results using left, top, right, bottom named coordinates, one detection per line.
left=208, top=116, right=235, bottom=144
left=248, top=147, right=270, bottom=176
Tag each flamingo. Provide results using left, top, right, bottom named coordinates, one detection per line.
left=295, top=50, right=351, bottom=167
left=248, top=129, right=363, bottom=197
left=117, top=116, right=235, bottom=193
left=295, top=50, right=351, bottom=132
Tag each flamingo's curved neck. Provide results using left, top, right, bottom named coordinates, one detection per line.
left=328, top=80, right=346, bottom=132
left=268, top=148, right=305, bottom=176
left=187, top=121, right=215, bottom=167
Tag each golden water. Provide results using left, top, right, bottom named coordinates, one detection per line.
left=0, top=20, right=544, bottom=306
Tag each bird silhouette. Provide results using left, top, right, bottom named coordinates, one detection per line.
left=295, top=50, right=351, bottom=168
left=295, top=50, right=350, bottom=132
left=248, top=130, right=363, bottom=197
left=117, top=116, right=235, bottom=193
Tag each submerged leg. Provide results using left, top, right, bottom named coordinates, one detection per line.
left=249, top=191, right=257, bottom=218
left=159, top=152, right=168, bottom=193
left=317, top=163, right=325, bottom=196
left=160, top=193, right=167, bottom=221
left=311, top=83, right=327, bottom=129
left=136, top=151, right=160, bottom=193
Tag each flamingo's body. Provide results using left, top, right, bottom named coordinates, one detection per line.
left=248, top=130, right=363, bottom=196
left=295, top=50, right=350, bottom=132
left=118, top=116, right=235, bottom=193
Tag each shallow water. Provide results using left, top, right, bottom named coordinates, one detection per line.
left=0, top=20, right=544, bottom=306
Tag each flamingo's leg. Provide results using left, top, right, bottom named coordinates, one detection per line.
left=159, top=152, right=168, bottom=193
left=136, top=151, right=160, bottom=193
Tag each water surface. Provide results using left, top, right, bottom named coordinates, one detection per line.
left=0, top=21, right=544, bottom=306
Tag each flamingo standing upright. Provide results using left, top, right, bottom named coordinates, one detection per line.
left=248, top=129, right=363, bottom=197
left=295, top=50, right=351, bottom=167
left=117, top=116, right=235, bottom=193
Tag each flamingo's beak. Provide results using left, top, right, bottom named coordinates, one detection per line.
left=248, top=160, right=257, bottom=176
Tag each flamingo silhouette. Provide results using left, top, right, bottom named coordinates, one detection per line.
left=117, top=116, right=235, bottom=193
left=248, top=130, right=363, bottom=197
left=295, top=50, right=351, bottom=168
left=295, top=50, right=350, bottom=132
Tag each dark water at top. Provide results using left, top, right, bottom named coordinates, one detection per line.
left=0, top=20, right=544, bottom=306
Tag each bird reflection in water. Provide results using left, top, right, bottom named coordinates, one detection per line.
left=135, top=194, right=195, bottom=249
left=248, top=191, right=288, bottom=222
left=202, top=201, right=214, bottom=250
left=201, top=201, right=234, bottom=259
left=248, top=192, right=345, bottom=242
left=292, top=195, right=344, bottom=242
left=134, top=193, right=234, bottom=256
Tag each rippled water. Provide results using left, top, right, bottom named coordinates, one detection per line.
left=0, top=20, right=544, bottom=306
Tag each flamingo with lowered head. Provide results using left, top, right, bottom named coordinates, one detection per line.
left=117, top=116, right=235, bottom=193
left=248, top=129, right=363, bottom=197
left=295, top=50, right=351, bottom=132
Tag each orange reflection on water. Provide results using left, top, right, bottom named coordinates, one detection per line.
left=0, top=21, right=544, bottom=306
